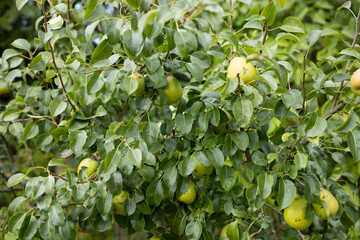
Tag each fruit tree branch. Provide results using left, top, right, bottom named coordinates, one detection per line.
left=264, top=203, right=283, bottom=215
left=229, top=0, right=233, bottom=32
left=284, top=136, right=303, bottom=165
left=41, top=0, right=77, bottom=112
left=330, top=8, right=360, bottom=111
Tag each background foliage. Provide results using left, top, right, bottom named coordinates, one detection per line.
left=0, top=0, right=360, bottom=239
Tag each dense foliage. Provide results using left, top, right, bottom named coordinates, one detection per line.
left=0, top=0, right=359, bottom=239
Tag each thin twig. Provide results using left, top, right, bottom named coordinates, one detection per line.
left=41, top=0, right=77, bottom=112
left=0, top=135, right=14, bottom=163
left=302, top=54, right=307, bottom=118
left=138, top=94, right=158, bottom=124
left=229, top=0, right=233, bottom=32
left=65, top=0, right=72, bottom=22
left=297, top=230, right=306, bottom=240
left=330, top=8, right=360, bottom=111
left=0, top=187, right=22, bottom=192
left=0, top=172, right=17, bottom=198
left=284, top=136, right=303, bottom=165
left=264, top=203, right=283, bottom=215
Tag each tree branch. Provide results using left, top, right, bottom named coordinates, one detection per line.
left=330, top=8, right=360, bottom=111
left=284, top=136, right=303, bottom=165
left=0, top=187, right=22, bottom=192
left=41, top=0, right=77, bottom=112
left=229, top=0, right=233, bottom=32
left=138, top=94, right=158, bottom=125
left=302, top=54, right=307, bottom=118
left=264, top=203, right=283, bottom=215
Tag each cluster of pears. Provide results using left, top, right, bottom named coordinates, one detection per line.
left=129, top=73, right=183, bottom=104
left=227, top=57, right=257, bottom=84
left=284, top=189, right=339, bottom=230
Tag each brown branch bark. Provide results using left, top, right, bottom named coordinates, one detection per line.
left=284, top=136, right=303, bottom=165
left=330, top=8, right=360, bottom=111
left=41, top=0, right=77, bottom=112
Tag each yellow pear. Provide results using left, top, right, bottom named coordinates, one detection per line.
left=284, top=197, right=313, bottom=230
left=192, top=159, right=213, bottom=178
left=162, top=76, right=183, bottom=104
left=130, top=72, right=145, bottom=97
left=351, top=69, right=360, bottom=96
left=312, top=188, right=339, bottom=219
left=227, top=57, right=247, bottom=79
left=176, top=180, right=196, bottom=204
left=113, top=191, right=130, bottom=215
left=77, top=158, right=99, bottom=178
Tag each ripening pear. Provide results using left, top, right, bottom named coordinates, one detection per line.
left=77, top=158, right=99, bottom=178
left=312, top=188, right=339, bottom=219
left=284, top=197, right=313, bottom=230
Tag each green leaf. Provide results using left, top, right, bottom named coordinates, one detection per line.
left=220, top=166, right=236, bottom=191
left=174, top=29, right=197, bottom=58
left=175, top=113, right=192, bottom=135
left=185, top=221, right=202, bottom=240
left=85, top=20, right=100, bottom=43
left=230, top=132, right=249, bottom=151
left=179, top=155, right=196, bottom=176
left=90, top=39, right=113, bottom=64
left=233, top=98, right=253, bottom=127
left=127, top=0, right=142, bottom=9
left=279, top=17, right=305, bottom=33
left=206, top=148, right=224, bottom=170
left=126, top=148, right=142, bottom=168
left=48, top=158, right=66, bottom=167
left=275, top=0, right=287, bottom=7
left=307, top=30, right=321, bottom=47
left=304, top=175, right=320, bottom=202
left=49, top=99, right=67, bottom=117
left=142, top=122, right=160, bottom=146
left=2, top=108, right=22, bottom=121
left=9, top=212, right=26, bottom=232
left=8, top=197, right=27, bottom=216
left=305, top=114, right=327, bottom=138
left=108, top=19, right=124, bottom=45
left=16, top=0, right=29, bottom=10
left=258, top=173, right=273, bottom=200
left=49, top=203, right=65, bottom=226
left=97, top=192, right=113, bottom=216
left=190, top=51, right=211, bottom=69
left=21, top=122, right=39, bottom=141
left=277, top=179, right=296, bottom=210
left=124, top=76, right=138, bottom=95
left=186, top=62, right=204, bottom=82
left=84, top=0, right=99, bottom=21
left=347, top=130, right=360, bottom=162
left=9, top=122, right=24, bottom=138
left=123, top=30, right=143, bottom=57
left=39, top=218, right=55, bottom=240
left=19, top=215, right=38, bottom=240
left=107, top=171, right=123, bottom=195
left=146, top=180, right=163, bottom=207
left=69, top=130, right=87, bottom=153
left=294, top=151, right=308, bottom=170
left=260, top=2, right=277, bottom=26
left=226, top=221, right=240, bottom=240
left=11, top=39, right=31, bottom=52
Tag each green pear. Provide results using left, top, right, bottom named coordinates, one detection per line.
left=284, top=197, right=313, bottom=230
left=77, top=158, right=99, bottom=178
left=0, top=83, right=11, bottom=97
left=162, top=76, right=183, bottom=105
left=113, top=191, right=130, bottom=215
left=130, top=72, right=145, bottom=97
left=192, top=159, right=213, bottom=178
